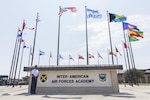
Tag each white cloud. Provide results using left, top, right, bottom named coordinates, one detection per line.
left=65, top=14, right=150, bottom=68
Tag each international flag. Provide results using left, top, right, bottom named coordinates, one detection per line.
left=115, top=47, right=122, bottom=56
left=122, top=22, right=139, bottom=30
left=17, top=33, right=22, bottom=37
left=50, top=52, right=52, bottom=58
left=23, top=43, right=29, bottom=48
left=108, top=49, right=113, bottom=55
left=21, top=38, right=25, bottom=42
left=87, top=8, right=102, bottom=19
left=129, top=36, right=139, bottom=42
left=25, top=27, right=35, bottom=30
left=88, top=54, right=95, bottom=58
left=115, top=47, right=119, bottom=52
left=97, top=52, right=103, bottom=59
left=109, top=13, right=127, bottom=22
left=65, top=7, right=77, bottom=12
left=18, top=28, right=21, bottom=33
left=59, top=7, right=77, bottom=16
left=69, top=54, right=74, bottom=61
left=59, top=54, right=64, bottom=59
left=108, top=49, right=116, bottom=56
left=36, top=13, right=40, bottom=22
left=39, top=50, right=45, bottom=56
left=36, top=18, right=40, bottom=22
left=129, top=30, right=144, bottom=38
left=123, top=42, right=127, bottom=48
left=58, top=8, right=68, bottom=16
left=78, top=54, right=84, bottom=60
left=22, top=21, right=26, bottom=31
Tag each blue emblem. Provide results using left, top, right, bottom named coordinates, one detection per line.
left=99, top=74, right=107, bottom=82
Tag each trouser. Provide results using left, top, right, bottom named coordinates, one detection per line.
left=30, top=77, right=37, bottom=94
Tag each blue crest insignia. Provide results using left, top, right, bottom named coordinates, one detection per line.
left=99, top=74, right=107, bottom=82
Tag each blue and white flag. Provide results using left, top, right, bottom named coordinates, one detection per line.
left=69, top=54, right=74, bottom=61
left=87, top=8, right=102, bottom=19
left=97, top=52, right=103, bottom=59
left=17, top=33, right=22, bottom=37
left=23, top=43, right=29, bottom=48
left=39, top=50, right=45, bottom=56
left=59, top=54, right=64, bottom=59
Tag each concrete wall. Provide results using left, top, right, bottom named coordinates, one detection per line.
left=34, top=69, right=119, bottom=94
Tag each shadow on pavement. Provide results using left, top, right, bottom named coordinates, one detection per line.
left=14, top=91, right=135, bottom=99
left=42, top=95, right=82, bottom=99
left=1, top=93, right=11, bottom=96
left=102, top=92, right=136, bottom=98
left=145, top=92, right=150, bottom=94
left=15, top=92, right=30, bottom=96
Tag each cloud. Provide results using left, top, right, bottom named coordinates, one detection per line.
left=65, top=14, right=150, bottom=68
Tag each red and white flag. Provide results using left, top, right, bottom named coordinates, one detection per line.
left=25, top=27, right=35, bottom=30
left=123, top=42, right=127, bottom=48
left=65, top=7, right=77, bottom=12
left=115, top=47, right=122, bottom=56
left=88, top=54, right=95, bottom=58
left=22, top=21, right=26, bottom=31
left=59, top=7, right=77, bottom=16
left=78, top=54, right=84, bottom=60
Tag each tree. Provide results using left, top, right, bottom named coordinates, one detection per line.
left=124, top=68, right=144, bottom=85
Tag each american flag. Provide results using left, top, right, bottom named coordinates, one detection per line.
left=59, top=7, right=77, bottom=16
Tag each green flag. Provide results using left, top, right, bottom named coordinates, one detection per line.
left=129, top=36, right=139, bottom=42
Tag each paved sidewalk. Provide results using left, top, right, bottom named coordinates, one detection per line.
left=0, top=85, right=150, bottom=100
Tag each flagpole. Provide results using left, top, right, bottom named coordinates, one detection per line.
left=127, top=31, right=136, bottom=70
left=85, top=6, right=89, bottom=65
left=28, top=46, right=32, bottom=66
left=122, top=41, right=128, bottom=70
left=127, top=30, right=137, bottom=84
left=127, top=37, right=134, bottom=70
left=49, top=51, right=51, bottom=65
left=122, top=41, right=129, bottom=84
left=126, top=32, right=135, bottom=86
left=27, top=45, right=32, bottom=76
left=107, top=50, right=110, bottom=64
left=129, top=40, right=138, bottom=85
left=107, top=11, right=114, bottom=64
left=38, top=50, right=40, bottom=65
left=115, top=46, right=119, bottom=64
left=57, top=6, right=61, bottom=66
left=98, top=54, right=99, bottom=65
left=122, top=24, right=133, bottom=86
left=69, top=55, right=70, bottom=65
left=49, top=57, right=51, bottom=65
left=124, top=34, right=131, bottom=71
left=116, top=54, right=118, bottom=64
left=31, top=13, right=39, bottom=66
left=78, top=56, right=79, bottom=65
left=8, top=28, right=20, bottom=86
left=106, top=11, right=115, bottom=91
left=12, top=20, right=25, bottom=87
left=122, top=26, right=131, bottom=70
left=17, top=43, right=25, bottom=82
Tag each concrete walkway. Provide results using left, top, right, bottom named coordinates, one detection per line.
left=0, top=85, right=150, bottom=100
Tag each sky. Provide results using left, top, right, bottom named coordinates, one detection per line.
left=0, top=0, right=150, bottom=78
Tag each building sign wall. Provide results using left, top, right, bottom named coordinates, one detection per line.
left=37, top=70, right=112, bottom=87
